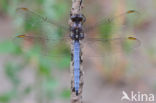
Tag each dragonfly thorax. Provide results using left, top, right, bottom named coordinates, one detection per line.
left=70, top=32, right=84, bottom=40
left=70, top=14, right=85, bottom=40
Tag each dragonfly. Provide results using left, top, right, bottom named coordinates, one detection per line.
left=15, top=7, right=140, bottom=96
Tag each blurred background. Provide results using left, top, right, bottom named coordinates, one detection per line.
left=0, top=0, right=156, bottom=103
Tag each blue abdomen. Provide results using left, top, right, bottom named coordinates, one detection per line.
left=74, top=41, right=80, bottom=95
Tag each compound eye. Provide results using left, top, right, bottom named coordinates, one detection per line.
left=77, top=16, right=83, bottom=21
left=71, top=15, right=76, bottom=21
left=79, top=14, right=84, bottom=21
left=71, top=14, right=84, bottom=22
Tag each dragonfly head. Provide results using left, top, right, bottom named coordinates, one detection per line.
left=70, top=14, right=85, bottom=23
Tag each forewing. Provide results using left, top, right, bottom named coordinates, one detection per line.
left=16, top=8, right=69, bottom=32
left=84, top=10, right=139, bottom=32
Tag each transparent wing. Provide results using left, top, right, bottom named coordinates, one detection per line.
left=84, top=10, right=139, bottom=32
left=13, top=34, right=71, bottom=58
left=13, top=34, right=141, bottom=60
left=16, top=8, right=69, bottom=31
left=82, top=35, right=141, bottom=58
left=15, top=7, right=71, bottom=59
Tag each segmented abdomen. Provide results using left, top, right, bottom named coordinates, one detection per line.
left=74, top=41, right=80, bottom=95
